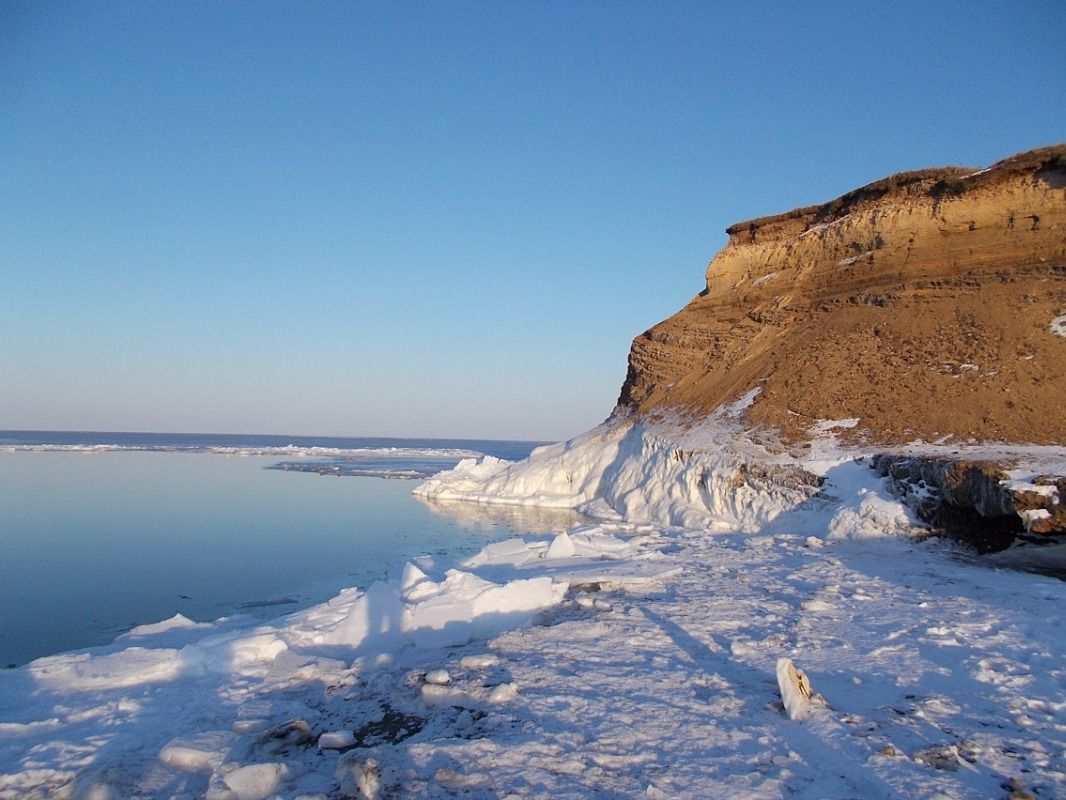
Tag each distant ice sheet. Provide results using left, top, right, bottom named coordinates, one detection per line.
left=267, top=458, right=470, bottom=480
left=0, top=442, right=483, bottom=459
left=0, top=434, right=491, bottom=481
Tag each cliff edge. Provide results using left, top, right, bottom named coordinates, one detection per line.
left=619, top=145, right=1066, bottom=446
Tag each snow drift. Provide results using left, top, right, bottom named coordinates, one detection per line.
left=415, top=403, right=825, bottom=532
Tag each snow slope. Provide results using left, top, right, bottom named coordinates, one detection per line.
left=415, top=399, right=825, bottom=532
left=2, top=416, right=1065, bottom=799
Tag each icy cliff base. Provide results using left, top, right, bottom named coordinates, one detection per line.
left=415, top=409, right=1066, bottom=543
left=415, top=404, right=827, bottom=532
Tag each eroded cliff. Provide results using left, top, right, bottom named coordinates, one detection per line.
left=619, top=145, right=1066, bottom=446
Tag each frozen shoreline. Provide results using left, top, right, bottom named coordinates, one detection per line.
left=2, top=417, right=1065, bottom=798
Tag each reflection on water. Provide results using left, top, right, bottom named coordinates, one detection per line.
left=0, top=451, right=548, bottom=667
left=414, top=495, right=586, bottom=535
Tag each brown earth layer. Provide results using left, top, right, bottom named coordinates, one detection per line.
left=619, top=145, right=1066, bottom=445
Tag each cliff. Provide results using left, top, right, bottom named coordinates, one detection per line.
left=419, top=146, right=1066, bottom=546
left=619, top=145, right=1066, bottom=446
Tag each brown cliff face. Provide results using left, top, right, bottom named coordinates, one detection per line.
left=619, top=145, right=1066, bottom=445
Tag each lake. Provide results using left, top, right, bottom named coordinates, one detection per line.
left=0, top=433, right=574, bottom=667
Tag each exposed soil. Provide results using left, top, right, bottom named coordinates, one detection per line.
left=619, top=144, right=1066, bottom=446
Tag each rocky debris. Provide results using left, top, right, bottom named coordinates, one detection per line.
left=618, top=144, right=1066, bottom=445
left=872, top=454, right=1065, bottom=540
left=1003, top=777, right=1037, bottom=800
left=337, top=754, right=380, bottom=799
left=256, top=718, right=312, bottom=754
left=913, top=742, right=961, bottom=771
left=351, top=706, right=425, bottom=748
left=726, top=460, right=824, bottom=494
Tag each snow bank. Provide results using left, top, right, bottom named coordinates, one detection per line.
left=415, top=408, right=824, bottom=531
left=0, top=524, right=683, bottom=798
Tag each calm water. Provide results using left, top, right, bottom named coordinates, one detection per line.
left=0, top=433, right=572, bottom=667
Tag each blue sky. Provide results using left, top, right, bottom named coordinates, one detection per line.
left=2, top=1, right=1063, bottom=440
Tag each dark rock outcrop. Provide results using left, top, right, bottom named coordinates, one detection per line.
left=872, top=454, right=1065, bottom=539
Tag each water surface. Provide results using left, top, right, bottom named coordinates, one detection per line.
left=0, top=445, right=573, bottom=667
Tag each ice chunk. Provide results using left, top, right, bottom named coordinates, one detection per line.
left=159, top=730, right=234, bottom=772
left=776, top=658, right=823, bottom=721
left=265, top=650, right=346, bottom=684
left=424, top=669, right=451, bottom=685
left=462, top=537, right=542, bottom=568
left=31, top=648, right=183, bottom=691
left=421, top=680, right=519, bottom=708
left=406, top=572, right=566, bottom=648
left=222, top=762, right=291, bottom=800
left=416, top=416, right=820, bottom=531
left=319, top=730, right=357, bottom=750
left=0, top=718, right=63, bottom=739
left=337, top=755, right=380, bottom=800
left=280, top=567, right=565, bottom=655
left=401, top=561, right=429, bottom=591
left=121, top=613, right=210, bottom=639
left=545, top=532, right=576, bottom=560
left=800, top=599, right=834, bottom=612
left=826, top=480, right=917, bottom=541
left=459, top=653, right=500, bottom=670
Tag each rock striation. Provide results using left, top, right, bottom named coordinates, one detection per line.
left=619, top=145, right=1066, bottom=446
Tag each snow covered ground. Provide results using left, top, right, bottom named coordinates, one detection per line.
left=2, top=415, right=1064, bottom=799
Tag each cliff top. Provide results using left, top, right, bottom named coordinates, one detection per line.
left=725, top=143, right=1066, bottom=243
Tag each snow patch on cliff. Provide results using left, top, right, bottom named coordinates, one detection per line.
left=1051, top=313, right=1066, bottom=338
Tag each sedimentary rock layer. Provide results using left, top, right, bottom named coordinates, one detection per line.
left=619, top=145, right=1066, bottom=445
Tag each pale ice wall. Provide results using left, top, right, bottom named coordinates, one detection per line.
left=414, top=403, right=824, bottom=531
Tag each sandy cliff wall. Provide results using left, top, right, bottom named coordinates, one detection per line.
left=619, top=145, right=1066, bottom=445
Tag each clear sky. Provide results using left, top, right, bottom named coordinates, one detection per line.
left=2, top=1, right=1064, bottom=441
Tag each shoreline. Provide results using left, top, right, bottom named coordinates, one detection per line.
left=3, top=426, right=1065, bottom=798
